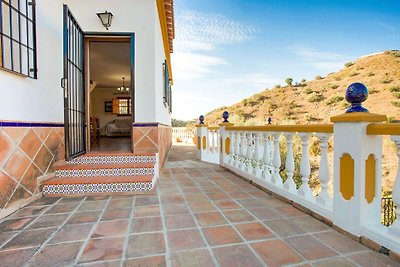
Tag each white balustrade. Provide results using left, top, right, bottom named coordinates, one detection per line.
left=298, top=133, right=312, bottom=198
left=284, top=133, right=296, bottom=192
left=172, top=127, right=194, bottom=143
left=271, top=133, right=281, bottom=185
left=316, top=133, right=332, bottom=205
left=240, top=132, right=247, bottom=170
left=390, top=136, right=400, bottom=234
left=253, top=132, right=263, bottom=177
left=245, top=132, right=254, bottom=173
left=262, top=133, right=272, bottom=181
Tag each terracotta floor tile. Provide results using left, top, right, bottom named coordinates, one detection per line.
left=213, top=245, right=263, bottom=267
left=126, top=255, right=166, bottom=267
left=184, top=193, right=208, bottom=202
left=275, top=205, right=306, bottom=217
left=11, top=206, right=47, bottom=218
left=251, top=240, right=303, bottom=267
left=163, top=204, right=190, bottom=215
left=0, top=231, right=16, bottom=247
left=264, top=218, right=306, bottom=237
left=66, top=211, right=101, bottom=224
left=172, top=249, right=215, bottom=267
left=237, top=198, right=264, bottom=208
left=188, top=201, right=217, bottom=213
left=133, top=205, right=160, bottom=217
left=78, top=200, right=107, bottom=211
left=45, top=203, right=78, bottom=214
left=181, top=187, right=201, bottom=194
left=106, top=198, right=133, bottom=209
left=206, top=192, right=231, bottom=200
left=314, top=258, right=358, bottom=267
left=165, top=214, right=196, bottom=230
left=131, top=217, right=162, bottom=233
left=257, top=197, right=290, bottom=208
left=222, top=209, right=256, bottom=223
left=295, top=215, right=331, bottom=233
left=235, top=222, right=274, bottom=241
left=228, top=192, right=252, bottom=199
left=160, top=194, right=185, bottom=204
left=286, top=235, right=337, bottom=260
left=51, top=223, right=94, bottom=243
left=101, top=208, right=132, bottom=221
left=58, top=197, right=85, bottom=203
left=349, top=251, right=400, bottom=267
left=135, top=196, right=159, bottom=206
left=203, top=225, right=242, bottom=246
left=79, top=237, right=124, bottom=263
left=167, top=229, right=205, bottom=251
left=248, top=207, right=283, bottom=220
left=0, top=217, right=34, bottom=232
left=91, top=219, right=129, bottom=238
left=126, top=233, right=165, bottom=258
left=314, top=231, right=368, bottom=253
left=214, top=200, right=240, bottom=210
left=29, top=241, right=82, bottom=266
left=0, top=247, right=37, bottom=267
left=3, top=227, right=56, bottom=250
left=194, top=212, right=227, bottom=227
left=27, top=214, right=69, bottom=230
left=31, top=197, right=60, bottom=206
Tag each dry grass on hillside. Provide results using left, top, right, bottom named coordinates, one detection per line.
left=203, top=50, right=400, bottom=193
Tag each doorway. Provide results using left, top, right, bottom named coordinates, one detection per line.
left=87, top=38, right=133, bottom=152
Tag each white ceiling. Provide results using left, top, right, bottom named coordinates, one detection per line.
left=89, top=42, right=131, bottom=88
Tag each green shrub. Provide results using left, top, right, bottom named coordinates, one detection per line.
left=349, top=72, right=360, bottom=77
left=340, top=101, right=351, bottom=109
left=382, top=78, right=393, bottom=84
left=315, top=75, right=323, bottom=80
left=369, top=88, right=379, bottom=94
left=330, top=84, right=339, bottom=89
left=334, top=76, right=342, bottom=81
left=275, top=84, right=281, bottom=88
left=326, top=95, right=344, bottom=105
left=308, top=92, right=324, bottom=103
left=285, top=77, right=293, bottom=86
left=367, top=72, right=375, bottom=77
left=241, top=99, right=249, bottom=106
left=391, top=100, right=400, bottom=107
left=344, top=62, right=354, bottom=67
left=304, top=88, right=313, bottom=94
left=389, top=86, right=400, bottom=93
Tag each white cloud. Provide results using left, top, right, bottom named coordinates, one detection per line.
left=288, top=45, right=350, bottom=71
left=373, top=20, right=396, bottom=33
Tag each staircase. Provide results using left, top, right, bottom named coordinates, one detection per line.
left=42, top=152, right=158, bottom=196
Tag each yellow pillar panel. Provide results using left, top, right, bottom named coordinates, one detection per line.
left=365, top=154, right=376, bottom=204
left=197, top=136, right=201, bottom=150
left=202, top=136, right=206, bottom=150
left=340, top=153, right=355, bottom=200
left=225, top=137, right=230, bottom=155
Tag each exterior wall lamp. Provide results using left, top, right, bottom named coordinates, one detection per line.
left=97, top=11, right=113, bottom=30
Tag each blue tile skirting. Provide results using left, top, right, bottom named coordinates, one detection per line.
left=132, top=122, right=171, bottom=127
left=0, top=121, right=64, bottom=127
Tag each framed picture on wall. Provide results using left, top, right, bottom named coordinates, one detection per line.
left=104, top=101, right=113, bottom=112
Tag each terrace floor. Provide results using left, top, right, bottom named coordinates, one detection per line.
left=0, top=144, right=398, bottom=267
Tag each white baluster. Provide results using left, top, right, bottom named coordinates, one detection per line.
left=234, top=131, right=241, bottom=168
left=240, top=132, right=247, bottom=170
left=229, top=131, right=235, bottom=165
left=212, top=130, right=217, bottom=153
left=271, top=132, right=281, bottom=184
left=245, top=132, right=254, bottom=173
left=262, top=133, right=272, bottom=181
left=207, top=130, right=211, bottom=152
left=217, top=130, right=221, bottom=153
left=253, top=132, right=263, bottom=177
left=299, top=133, right=312, bottom=198
left=316, top=133, right=332, bottom=205
left=389, top=136, right=400, bottom=235
left=284, top=133, right=296, bottom=191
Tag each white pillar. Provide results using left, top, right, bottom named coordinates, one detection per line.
left=316, top=133, right=333, bottom=206
left=298, top=133, right=312, bottom=198
left=271, top=132, right=281, bottom=185
left=332, top=113, right=385, bottom=236
left=196, top=124, right=209, bottom=160
left=284, top=133, right=296, bottom=192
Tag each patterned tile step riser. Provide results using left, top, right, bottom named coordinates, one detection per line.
left=67, top=155, right=157, bottom=165
left=42, top=182, right=153, bottom=195
left=55, top=168, right=155, bottom=177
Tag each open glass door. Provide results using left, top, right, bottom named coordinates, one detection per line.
left=62, top=5, right=86, bottom=160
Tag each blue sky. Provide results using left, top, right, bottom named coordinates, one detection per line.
left=171, top=0, right=400, bottom=120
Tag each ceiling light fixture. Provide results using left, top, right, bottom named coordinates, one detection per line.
left=116, top=77, right=129, bottom=94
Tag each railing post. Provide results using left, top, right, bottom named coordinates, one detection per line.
left=245, top=132, right=254, bottom=174
left=316, top=133, right=333, bottom=206
left=219, top=111, right=234, bottom=167
left=262, top=132, right=272, bottom=181
left=284, top=133, right=296, bottom=192
left=298, top=133, right=312, bottom=198
left=331, top=83, right=386, bottom=236
left=195, top=115, right=208, bottom=161
left=253, top=132, right=263, bottom=178
left=271, top=132, right=281, bottom=184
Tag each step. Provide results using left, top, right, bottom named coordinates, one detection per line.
left=66, top=152, right=157, bottom=165
left=55, top=162, right=155, bottom=178
left=42, top=175, right=155, bottom=196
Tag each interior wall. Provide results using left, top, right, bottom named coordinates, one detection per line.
left=90, top=88, right=120, bottom=136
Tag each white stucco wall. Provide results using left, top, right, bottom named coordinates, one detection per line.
left=0, top=0, right=172, bottom=124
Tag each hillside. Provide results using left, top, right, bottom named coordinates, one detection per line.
left=203, top=50, right=400, bottom=193
left=205, top=50, right=400, bottom=125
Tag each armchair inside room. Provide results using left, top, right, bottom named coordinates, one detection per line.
left=105, top=118, right=131, bottom=137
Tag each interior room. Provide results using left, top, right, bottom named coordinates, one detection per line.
left=89, top=40, right=132, bottom=151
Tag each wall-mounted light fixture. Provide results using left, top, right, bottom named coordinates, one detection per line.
left=96, top=11, right=113, bottom=30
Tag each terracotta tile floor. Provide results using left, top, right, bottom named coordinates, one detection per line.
left=0, top=144, right=399, bottom=266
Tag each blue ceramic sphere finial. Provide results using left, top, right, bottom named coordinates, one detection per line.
left=199, top=115, right=205, bottom=124
left=267, top=117, right=272, bottom=124
left=345, top=82, right=369, bottom=113
left=222, top=111, right=229, bottom=123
